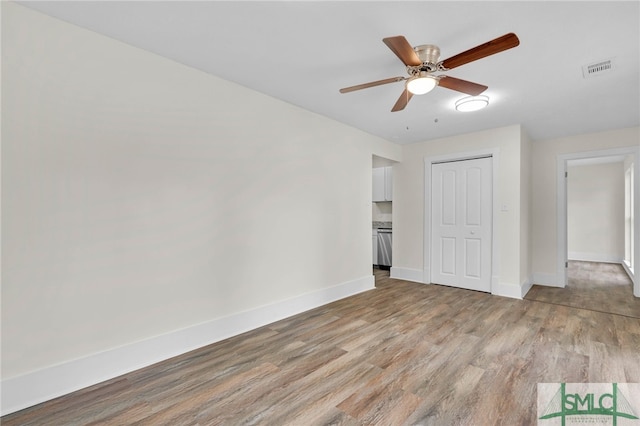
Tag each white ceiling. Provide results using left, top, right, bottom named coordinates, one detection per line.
left=18, top=1, right=640, bottom=145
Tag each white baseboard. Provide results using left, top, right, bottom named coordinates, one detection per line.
left=620, top=261, right=638, bottom=297
left=531, top=272, right=562, bottom=287
left=491, top=281, right=523, bottom=299
left=0, top=275, right=374, bottom=416
left=489, top=275, right=523, bottom=299
left=390, top=267, right=424, bottom=283
left=520, top=276, right=534, bottom=298
left=568, top=252, right=623, bottom=264
left=622, top=260, right=635, bottom=280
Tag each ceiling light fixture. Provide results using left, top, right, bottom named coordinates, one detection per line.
left=406, top=73, right=438, bottom=95
left=455, top=95, right=489, bottom=112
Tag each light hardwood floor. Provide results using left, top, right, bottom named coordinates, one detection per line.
left=526, top=261, right=640, bottom=319
left=3, top=269, right=640, bottom=425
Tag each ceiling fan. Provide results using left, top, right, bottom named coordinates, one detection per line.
left=339, top=33, right=520, bottom=112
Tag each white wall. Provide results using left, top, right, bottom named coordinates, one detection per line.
left=1, top=2, right=401, bottom=413
left=392, top=125, right=527, bottom=297
left=520, top=127, right=532, bottom=287
left=530, top=127, right=639, bottom=279
left=567, top=162, right=624, bottom=262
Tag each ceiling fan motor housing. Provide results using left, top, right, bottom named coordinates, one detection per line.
left=413, top=44, right=441, bottom=73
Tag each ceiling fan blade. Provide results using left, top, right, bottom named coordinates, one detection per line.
left=438, top=76, right=488, bottom=95
left=383, top=36, right=422, bottom=67
left=339, top=76, right=406, bottom=93
left=440, top=33, right=520, bottom=70
left=391, top=89, right=413, bottom=112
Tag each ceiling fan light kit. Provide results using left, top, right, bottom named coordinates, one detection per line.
left=339, top=33, right=519, bottom=112
left=455, top=95, right=489, bottom=112
left=406, top=72, right=438, bottom=95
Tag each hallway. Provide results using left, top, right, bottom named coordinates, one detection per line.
left=525, top=261, right=639, bottom=318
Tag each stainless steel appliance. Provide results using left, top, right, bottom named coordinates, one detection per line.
left=377, top=228, right=392, bottom=270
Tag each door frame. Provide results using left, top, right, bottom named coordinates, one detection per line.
left=557, top=146, right=640, bottom=296
left=424, top=148, right=500, bottom=292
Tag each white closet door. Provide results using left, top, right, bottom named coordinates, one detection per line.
left=431, top=157, right=492, bottom=292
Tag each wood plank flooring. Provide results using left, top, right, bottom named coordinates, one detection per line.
left=526, top=260, right=640, bottom=318
left=3, top=269, right=640, bottom=425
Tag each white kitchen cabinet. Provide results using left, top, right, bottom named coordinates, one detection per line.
left=372, top=166, right=392, bottom=202
left=372, top=167, right=385, bottom=202
left=384, top=166, right=393, bottom=201
left=372, top=229, right=378, bottom=265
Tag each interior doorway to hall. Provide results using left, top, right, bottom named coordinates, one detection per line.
left=526, top=152, right=639, bottom=318
left=566, top=156, right=626, bottom=267
left=556, top=147, right=638, bottom=295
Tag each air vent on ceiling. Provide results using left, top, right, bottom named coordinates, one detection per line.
left=582, top=58, right=614, bottom=78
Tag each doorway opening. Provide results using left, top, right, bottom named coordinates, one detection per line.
left=372, top=155, right=395, bottom=274
left=557, top=146, right=639, bottom=298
